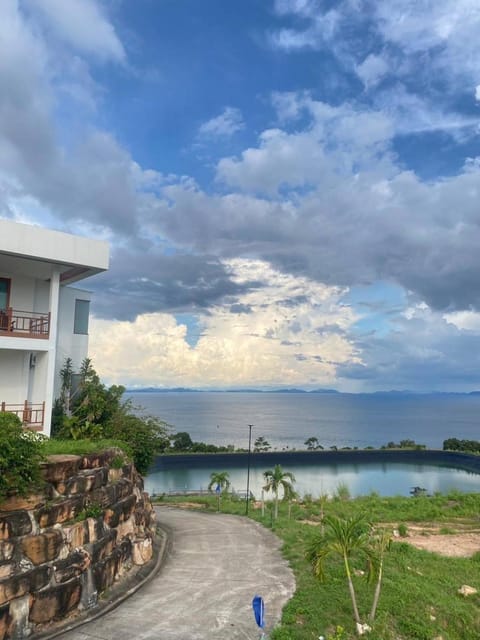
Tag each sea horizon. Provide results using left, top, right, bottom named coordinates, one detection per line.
left=127, top=387, right=480, bottom=396
left=127, top=390, right=480, bottom=452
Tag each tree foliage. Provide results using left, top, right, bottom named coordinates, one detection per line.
left=307, top=515, right=391, bottom=636
left=52, top=358, right=170, bottom=474
left=263, top=464, right=296, bottom=519
left=0, top=413, right=45, bottom=501
left=304, top=436, right=324, bottom=451
left=443, top=437, right=480, bottom=453
left=208, top=471, right=231, bottom=493
left=254, top=436, right=271, bottom=452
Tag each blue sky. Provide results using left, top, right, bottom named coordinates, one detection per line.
left=2, top=0, right=480, bottom=391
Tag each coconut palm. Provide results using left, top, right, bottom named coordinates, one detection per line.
left=307, top=514, right=374, bottom=636
left=263, top=464, right=296, bottom=519
left=208, top=471, right=231, bottom=493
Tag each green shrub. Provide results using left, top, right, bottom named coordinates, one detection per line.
left=0, top=414, right=45, bottom=501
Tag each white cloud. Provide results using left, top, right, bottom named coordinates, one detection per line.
left=475, top=85, right=480, bottom=102
left=27, top=0, right=125, bottom=62
left=198, top=107, right=245, bottom=138
left=355, top=54, right=389, bottom=89
left=89, top=259, right=359, bottom=388
left=444, top=310, right=480, bottom=332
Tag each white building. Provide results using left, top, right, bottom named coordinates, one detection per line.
left=0, top=220, right=109, bottom=436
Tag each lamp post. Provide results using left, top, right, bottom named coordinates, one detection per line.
left=245, top=423, right=253, bottom=516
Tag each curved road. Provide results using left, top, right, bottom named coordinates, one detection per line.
left=55, top=506, right=295, bottom=640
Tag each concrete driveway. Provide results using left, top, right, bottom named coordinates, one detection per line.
left=54, top=506, right=295, bottom=640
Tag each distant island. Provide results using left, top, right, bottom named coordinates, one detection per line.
left=126, top=387, right=480, bottom=396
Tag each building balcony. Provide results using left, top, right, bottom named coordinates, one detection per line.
left=0, top=401, right=45, bottom=430
left=0, top=308, right=50, bottom=339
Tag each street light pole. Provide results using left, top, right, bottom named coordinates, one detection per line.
left=245, top=423, right=253, bottom=516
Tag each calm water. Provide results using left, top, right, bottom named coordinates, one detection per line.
left=144, top=462, right=480, bottom=499
left=129, top=391, right=480, bottom=450
left=128, top=391, right=480, bottom=497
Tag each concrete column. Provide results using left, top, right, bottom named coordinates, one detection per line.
left=42, top=270, right=60, bottom=436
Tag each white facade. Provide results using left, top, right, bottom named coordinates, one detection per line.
left=0, top=220, right=109, bottom=435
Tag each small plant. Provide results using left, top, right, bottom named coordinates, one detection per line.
left=326, top=625, right=347, bottom=640
left=334, top=482, right=351, bottom=501
left=398, top=522, right=409, bottom=537
left=111, top=455, right=125, bottom=469
left=75, top=502, right=103, bottom=521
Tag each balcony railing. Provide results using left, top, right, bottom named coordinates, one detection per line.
left=0, top=401, right=45, bottom=430
left=0, top=308, right=50, bottom=338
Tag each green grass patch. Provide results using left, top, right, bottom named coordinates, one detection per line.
left=41, top=438, right=132, bottom=458
left=154, top=491, right=480, bottom=639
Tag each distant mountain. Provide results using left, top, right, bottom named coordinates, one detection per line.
left=127, top=387, right=202, bottom=393
left=126, top=386, right=480, bottom=396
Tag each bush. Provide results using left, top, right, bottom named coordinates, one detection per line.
left=103, top=412, right=170, bottom=474
left=0, top=414, right=44, bottom=501
left=52, top=358, right=171, bottom=474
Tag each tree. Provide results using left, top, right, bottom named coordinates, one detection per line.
left=171, top=431, right=193, bottom=451
left=263, top=464, right=296, bottom=519
left=52, top=358, right=170, bottom=473
left=254, top=436, right=271, bottom=452
left=208, top=470, right=231, bottom=493
left=59, top=357, right=73, bottom=415
left=304, top=436, right=324, bottom=451
left=307, top=515, right=388, bottom=636
left=208, top=471, right=231, bottom=512
left=368, top=528, right=391, bottom=623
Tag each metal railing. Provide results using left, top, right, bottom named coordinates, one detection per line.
left=0, top=308, right=50, bottom=338
left=0, top=401, right=45, bottom=429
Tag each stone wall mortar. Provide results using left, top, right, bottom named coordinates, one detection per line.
left=0, top=450, right=156, bottom=640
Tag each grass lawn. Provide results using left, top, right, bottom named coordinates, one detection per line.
left=154, top=491, right=480, bottom=639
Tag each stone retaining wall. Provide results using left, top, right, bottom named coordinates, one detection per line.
left=0, top=450, right=156, bottom=639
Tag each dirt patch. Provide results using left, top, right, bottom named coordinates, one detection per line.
left=397, top=531, right=480, bottom=557
left=302, top=519, right=480, bottom=557
left=156, top=502, right=206, bottom=510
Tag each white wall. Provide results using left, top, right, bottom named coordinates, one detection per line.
left=0, top=350, right=30, bottom=405
left=54, top=286, right=91, bottom=399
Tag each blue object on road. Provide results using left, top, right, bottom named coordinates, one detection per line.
left=252, top=595, right=265, bottom=628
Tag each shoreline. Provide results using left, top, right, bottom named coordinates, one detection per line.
left=149, top=448, right=480, bottom=474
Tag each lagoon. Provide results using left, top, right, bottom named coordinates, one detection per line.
left=145, top=451, right=480, bottom=498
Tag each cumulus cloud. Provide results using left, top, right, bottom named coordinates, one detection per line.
left=141, top=94, right=480, bottom=314
left=89, top=259, right=359, bottom=388
left=198, top=107, right=245, bottom=138
left=26, top=0, right=125, bottom=62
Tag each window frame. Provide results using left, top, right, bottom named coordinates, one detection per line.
left=0, top=278, right=11, bottom=311
left=73, top=298, right=90, bottom=335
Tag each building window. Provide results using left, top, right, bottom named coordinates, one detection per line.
left=74, top=299, right=90, bottom=335
left=0, top=278, right=10, bottom=311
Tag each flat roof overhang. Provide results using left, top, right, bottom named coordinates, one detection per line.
left=0, top=220, right=109, bottom=284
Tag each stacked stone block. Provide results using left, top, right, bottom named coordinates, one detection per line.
left=0, top=450, right=156, bottom=639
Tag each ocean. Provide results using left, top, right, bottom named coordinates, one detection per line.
left=127, top=391, right=480, bottom=451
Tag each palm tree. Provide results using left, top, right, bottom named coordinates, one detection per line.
left=263, top=464, right=296, bottom=519
left=306, top=514, right=374, bottom=636
left=368, top=528, right=391, bottom=623
left=208, top=471, right=231, bottom=493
